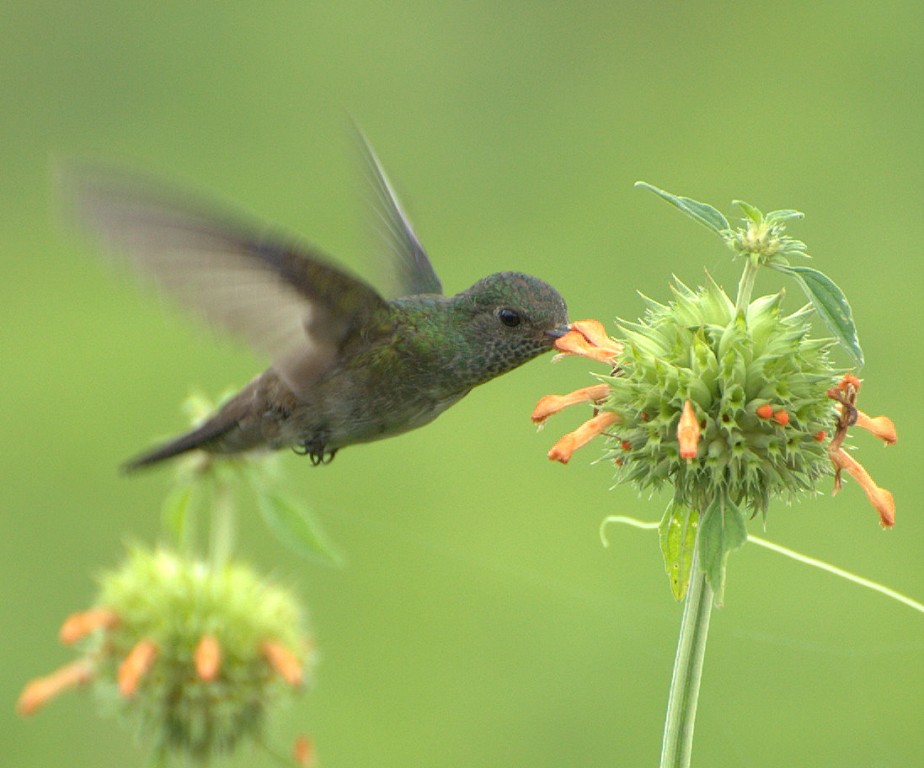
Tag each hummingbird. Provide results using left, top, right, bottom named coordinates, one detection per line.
left=70, top=136, right=570, bottom=470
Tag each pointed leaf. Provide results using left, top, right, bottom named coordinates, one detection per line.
left=636, top=182, right=730, bottom=237
left=697, top=496, right=747, bottom=607
left=257, top=492, right=342, bottom=565
left=659, top=504, right=699, bottom=601
left=732, top=199, right=763, bottom=224
left=774, top=264, right=864, bottom=367
left=764, top=209, right=804, bottom=226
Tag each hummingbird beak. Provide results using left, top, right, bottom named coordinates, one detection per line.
left=545, top=325, right=571, bottom=340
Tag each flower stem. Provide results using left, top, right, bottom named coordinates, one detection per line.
left=659, top=548, right=714, bottom=768
left=735, top=258, right=760, bottom=315
left=209, top=475, right=236, bottom=568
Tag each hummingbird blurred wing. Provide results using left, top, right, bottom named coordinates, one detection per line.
left=68, top=168, right=391, bottom=396
left=355, top=130, right=444, bottom=297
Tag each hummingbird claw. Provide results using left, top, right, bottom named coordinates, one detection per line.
left=293, top=441, right=338, bottom=465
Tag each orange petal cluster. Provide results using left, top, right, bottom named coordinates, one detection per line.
left=826, top=374, right=898, bottom=528
left=533, top=320, right=623, bottom=463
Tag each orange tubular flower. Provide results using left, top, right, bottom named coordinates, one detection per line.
left=830, top=449, right=896, bottom=528
left=531, top=384, right=610, bottom=425
left=855, top=411, right=897, bottom=445
left=194, top=634, right=222, bottom=682
left=17, top=659, right=95, bottom=716
left=548, top=411, right=621, bottom=464
left=59, top=607, right=119, bottom=644
left=293, top=735, right=316, bottom=767
left=118, top=639, right=159, bottom=698
left=261, top=640, right=303, bottom=688
left=677, top=400, right=701, bottom=460
left=552, top=319, right=623, bottom=365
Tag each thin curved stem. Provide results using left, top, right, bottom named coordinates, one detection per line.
left=659, top=548, right=713, bottom=768
left=748, top=534, right=924, bottom=614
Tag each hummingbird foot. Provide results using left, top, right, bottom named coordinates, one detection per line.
left=293, top=440, right=338, bottom=466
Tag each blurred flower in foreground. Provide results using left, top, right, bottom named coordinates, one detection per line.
left=18, top=547, right=312, bottom=762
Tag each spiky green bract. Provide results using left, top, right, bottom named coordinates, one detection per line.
left=89, top=547, right=308, bottom=761
left=603, top=275, right=838, bottom=520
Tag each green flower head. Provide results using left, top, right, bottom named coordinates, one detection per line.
left=18, top=546, right=312, bottom=762
left=605, top=275, right=837, bottom=518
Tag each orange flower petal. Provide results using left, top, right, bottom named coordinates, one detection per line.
left=571, top=319, right=623, bottom=357
left=677, top=400, right=701, bottom=460
left=531, top=384, right=610, bottom=424
left=547, top=411, right=620, bottom=464
left=552, top=330, right=614, bottom=364
left=855, top=411, right=897, bottom=445
left=551, top=320, right=623, bottom=365
left=194, top=634, right=222, bottom=682
left=118, top=639, right=158, bottom=697
left=59, top=608, right=119, bottom=645
left=261, top=640, right=303, bottom=687
left=830, top=449, right=896, bottom=528
left=16, top=659, right=94, bottom=716
left=293, top=735, right=315, bottom=767
left=772, top=409, right=790, bottom=426
left=837, top=374, right=861, bottom=392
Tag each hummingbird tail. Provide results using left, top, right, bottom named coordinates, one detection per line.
left=122, top=417, right=238, bottom=472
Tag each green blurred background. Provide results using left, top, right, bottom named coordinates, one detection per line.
left=2, top=2, right=921, bottom=766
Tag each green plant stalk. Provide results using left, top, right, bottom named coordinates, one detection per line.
left=735, top=257, right=760, bottom=314
left=659, top=546, right=714, bottom=768
left=209, top=475, right=236, bottom=568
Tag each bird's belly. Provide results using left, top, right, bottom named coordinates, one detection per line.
left=274, top=387, right=468, bottom=453
left=327, top=391, right=466, bottom=447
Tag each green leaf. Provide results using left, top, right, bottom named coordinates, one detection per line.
left=257, top=492, right=342, bottom=565
left=774, top=264, right=864, bottom=367
left=162, top=482, right=194, bottom=548
left=697, top=496, right=747, bottom=607
left=636, top=182, right=730, bottom=237
left=659, top=504, right=699, bottom=601
left=732, top=199, right=763, bottom=224
left=764, top=208, right=804, bottom=226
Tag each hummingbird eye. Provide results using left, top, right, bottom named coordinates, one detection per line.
left=497, top=308, right=522, bottom=328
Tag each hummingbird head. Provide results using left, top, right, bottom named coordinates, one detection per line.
left=454, top=271, right=570, bottom=384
